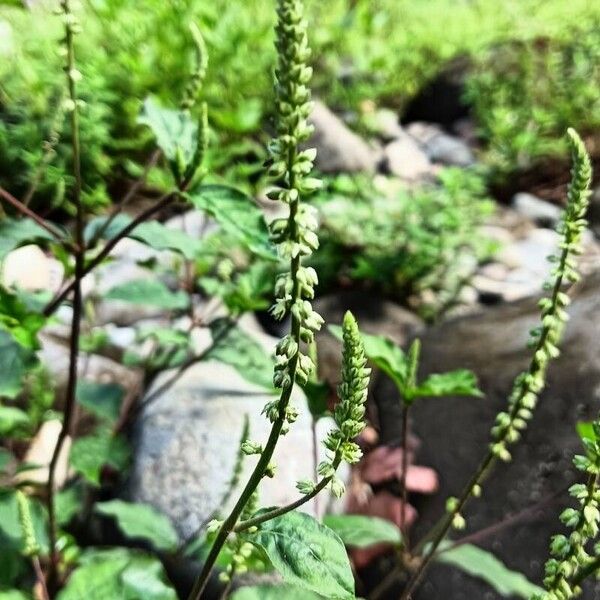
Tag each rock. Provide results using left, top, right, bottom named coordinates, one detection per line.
left=589, top=185, right=600, bottom=238
left=15, top=420, right=71, bottom=488
left=382, top=136, right=433, bottom=182
left=363, top=108, right=404, bottom=141
left=127, top=324, right=337, bottom=539
left=377, top=270, right=600, bottom=599
left=1, top=245, right=64, bottom=292
left=406, top=122, right=475, bottom=167
left=38, top=334, right=142, bottom=406
left=309, top=100, right=378, bottom=173
left=513, top=192, right=562, bottom=228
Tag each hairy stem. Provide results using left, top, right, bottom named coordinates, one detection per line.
left=46, top=1, right=84, bottom=589
left=0, top=186, right=65, bottom=242
left=42, top=191, right=177, bottom=317
left=400, top=404, right=410, bottom=549
left=402, top=231, right=581, bottom=600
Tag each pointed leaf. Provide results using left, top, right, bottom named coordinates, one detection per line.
left=0, top=406, right=30, bottom=436
left=95, top=500, right=178, bottom=551
left=411, top=370, right=482, bottom=400
left=0, top=330, right=38, bottom=400
left=436, top=543, right=542, bottom=598
left=329, top=325, right=407, bottom=392
left=85, top=214, right=204, bottom=260
left=204, top=318, right=275, bottom=391
left=69, top=429, right=130, bottom=486
left=105, top=279, right=189, bottom=311
left=138, top=97, right=197, bottom=164
left=76, top=380, right=124, bottom=423
left=187, top=185, right=276, bottom=260
left=246, top=510, right=355, bottom=599
left=231, top=585, right=323, bottom=600
left=323, top=514, right=401, bottom=548
left=57, top=548, right=176, bottom=600
left=0, top=218, right=56, bottom=259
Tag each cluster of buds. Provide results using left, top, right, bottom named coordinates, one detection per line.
left=489, top=128, right=592, bottom=464
left=16, top=491, right=40, bottom=557
left=534, top=420, right=600, bottom=599
left=298, top=312, right=370, bottom=498
left=267, top=0, right=323, bottom=407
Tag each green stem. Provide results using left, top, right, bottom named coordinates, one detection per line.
left=400, top=404, right=410, bottom=549
left=186, top=154, right=301, bottom=600
left=402, top=236, right=574, bottom=600
left=47, top=1, right=84, bottom=591
left=235, top=456, right=342, bottom=533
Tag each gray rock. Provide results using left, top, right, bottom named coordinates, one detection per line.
left=38, top=333, right=142, bottom=404
left=590, top=185, right=600, bottom=238
left=314, top=290, right=424, bottom=390
left=513, top=192, right=562, bottom=228
left=382, top=136, right=433, bottom=182
left=380, top=270, right=600, bottom=599
left=406, top=122, right=475, bottom=167
left=127, top=325, right=336, bottom=539
left=364, top=108, right=404, bottom=141
left=309, top=100, right=377, bottom=173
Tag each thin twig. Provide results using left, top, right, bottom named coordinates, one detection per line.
left=88, top=148, right=162, bottom=246
left=0, top=186, right=65, bottom=242
left=400, top=404, right=410, bottom=549
left=42, top=191, right=176, bottom=317
left=46, top=1, right=84, bottom=589
left=32, top=556, right=50, bottom=600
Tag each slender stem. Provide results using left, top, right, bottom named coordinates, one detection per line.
left=235, top=467, right=337, bottom=533
left=186, top=138, right=302, bottom=600
left=46, top=2, right=84, bottom=590
left=572, top=555, right=600, bottom=587
left=32, top=556, right=50, bottom=600
left=400, top=404, right=410, bottom=549
left=0, top=186, right=65, bottom=242
left=88, top=148, right=162, bottom=246
left=42, top=191, right=176, bottom=317
left=401, top=230, right=575, bottom=600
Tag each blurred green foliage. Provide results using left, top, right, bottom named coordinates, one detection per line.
left=313, top=168, right=496, bottom=319
left=1, top=0, right=599, bottom=212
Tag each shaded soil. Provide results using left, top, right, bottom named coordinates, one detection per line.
left=365, top=271, right=600, bottom=599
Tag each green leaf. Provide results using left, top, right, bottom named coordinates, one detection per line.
left=94, top=500, right=178, bottom=551
left=0, top=489, right=49, bottom=555
left=323, top=514, right=401, bottom=548
left=436, top=543, right=543, bottom=598
left=187, top=185, right=276, bottom=260
left=204, top=318, right=275, bottom=391
left=246, top=510, right=355, bottom=599
left=85, top=214, right=204, bottom=260
left=231, top=585, right=323, bottom=600
left=57, top=548, right=176, bottom=600
left=0, top=591, right=29, bottom=600
left=0, top=330, right=38, bottom=400
left=0, top=448, right=12, bottom=472
left=105, top=279, right=189, bottom=311
left=56, top=484, right=82, bottom=527
left=0, top=287, right=46, bottom=350
left=411, top=370, right=483, bottom=400
left=577, top=421, right=595, bottom=444
left=76, top=380, right=125, bottom=423
left=0, top=218, right=55, bottom=260
left=329, top=326, right=407, bottom=393
left=138, top=97, right=197, bottom=165
left=69, top=429, right=130, bottom=486
left=0, top=406, right=30, bottom=436
left=303, top=380, right=330, bottom=420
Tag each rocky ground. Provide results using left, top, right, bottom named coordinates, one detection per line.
left=5, top=98, right=600, bottom=598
